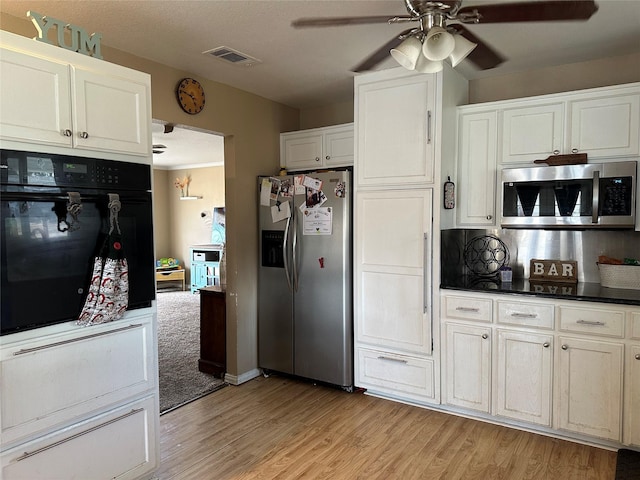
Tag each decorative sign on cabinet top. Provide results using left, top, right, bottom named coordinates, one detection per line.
left=28, top=11, right=103, bottom=59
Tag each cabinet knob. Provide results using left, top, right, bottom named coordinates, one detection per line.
left=481, top=333, right=488, bottom=339
left=543, top=342, right=550, bottom=348
left=80, top=131, right=89, bottom=139
left=325, top=155, right=330, bottom=160
left=315, top=157, right=320, bottom=162
left=553, top=150, right=560, bottom=155
left=571, top=148, right=578, bottom=154
left=62, top=129, right=72, bottom=137
left=561, top=344, right=568, bottom=350
left=486, top=215, right=493, bottom=220
left=635, top=354, right=640, bottom=360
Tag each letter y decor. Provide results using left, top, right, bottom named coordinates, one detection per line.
left=28, top=10, right=103, bottom=59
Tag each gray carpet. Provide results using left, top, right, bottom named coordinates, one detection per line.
left=157, top=289, right=227, bottom=414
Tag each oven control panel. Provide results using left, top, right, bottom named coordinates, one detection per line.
left=1, top=150, right=151, bottom=191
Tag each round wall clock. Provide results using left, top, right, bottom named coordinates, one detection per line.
left=176, top=78, right=205, bottom=114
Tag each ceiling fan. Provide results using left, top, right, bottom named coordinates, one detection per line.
left=292, top=0, right=599, bottom=73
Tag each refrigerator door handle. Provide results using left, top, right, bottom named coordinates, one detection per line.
left=292, top=209, right=299, bottom=292
left=283, top=215, right=293, bottom=292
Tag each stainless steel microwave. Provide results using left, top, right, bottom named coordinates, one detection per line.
left=501, top=161, right=637, bottom=228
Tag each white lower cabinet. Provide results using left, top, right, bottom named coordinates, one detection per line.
left=0, top=314, right=159, bottom=480
left=0, top=395, right=157, bottom=480
left=357, top=348, right=436, bottom=402
left=445, top=323, right=491, bottom=413
left=495, top=330, right=553, bottom=426
left=0, top=321, right=154, bottom=447
left=556, top=336, right=624, bottom=441
left=627, top=344, right=640, bottom=447
left=441, top=291, right=637, bottom=449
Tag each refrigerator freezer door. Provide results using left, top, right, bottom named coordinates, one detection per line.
left=293, top=170, right=353, bottom=387
left=258, top=176, right=294, bottom=375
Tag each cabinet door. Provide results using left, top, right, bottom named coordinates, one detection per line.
left=501, top=103, right=564, bottom=164
left=323, top=125, right=354, bottom=167
left=0, top=48, right=72, bottom=148
left=357, top=347, right=436, bottom=402
left=556, top=336, right=623, bottom=441
left=355, top=189, right=432, bottom=355
left=281, top=132, right=323, bottom=170
left=568, top=92, right=640, bottom=158
left=495, top=330, right=552, bottom=426
left=1, top=396, right=157, bottom=480
left=0, top=321, right=154, bottom=447
left=73, top=67, right=150, bottom=156
left=356, top=74, right=435, bottom=186
left=457, top=110, right=497, bottom=227
left=445, top=323, right=491, bottom=412
left=627, top=344, right=640, bottom=447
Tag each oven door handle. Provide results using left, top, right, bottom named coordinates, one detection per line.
left=592, top=170, right=600, bottom=224
left=1, top=191, right=150, bottom=203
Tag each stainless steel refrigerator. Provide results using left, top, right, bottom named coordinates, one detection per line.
left=258, top=169, right=353, bottom=390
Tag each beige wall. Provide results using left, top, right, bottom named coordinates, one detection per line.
left=300, top=53, right=640, bottom=126
left=469, top=52, right=640, bottom=104
left=152, top=169, right=170, bottom=258
left=158, top=166, right=225, bottom=275
left=300, top=100, right=354, bottom=130
left=1, top=12, right=299, bottom=381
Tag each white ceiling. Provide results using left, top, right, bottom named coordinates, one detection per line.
left=151, top=122, right=224, bottom=170
left=2, top=0, right=639, bottom=169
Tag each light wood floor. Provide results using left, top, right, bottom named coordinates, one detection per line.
left=157, top=376, right=616, bottom=479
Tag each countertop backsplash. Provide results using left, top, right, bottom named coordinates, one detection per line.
left=441, top=228, right=640, bottom=284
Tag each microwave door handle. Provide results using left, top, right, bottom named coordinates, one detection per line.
left=592, top=170, right=600, bottom=224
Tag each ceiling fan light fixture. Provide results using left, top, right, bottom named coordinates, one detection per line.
left=423, top=26, right=455, bottom=61
left=414, top=53, right=443, bottom=73
left=449, top=34, right=477, bottom=67
left=390, top=36, right=423, bottom=70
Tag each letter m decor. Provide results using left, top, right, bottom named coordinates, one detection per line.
left=28, top=11, right=103, bottom=59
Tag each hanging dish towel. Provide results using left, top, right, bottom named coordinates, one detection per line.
left=77, top=194, right=129, bottom=326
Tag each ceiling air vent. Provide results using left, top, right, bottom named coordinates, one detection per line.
left=203, top=46, right=261, bottom=67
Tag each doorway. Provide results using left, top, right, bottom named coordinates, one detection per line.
left=151, top=121, right=227, bottom=413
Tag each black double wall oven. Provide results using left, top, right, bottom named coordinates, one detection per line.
left=1, top=149, right=155, bottom=335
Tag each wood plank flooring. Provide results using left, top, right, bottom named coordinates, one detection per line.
left=157, top=376, right=616, bottom=479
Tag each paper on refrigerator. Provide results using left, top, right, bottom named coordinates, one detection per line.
left=302, top=207, right=332, bottom=235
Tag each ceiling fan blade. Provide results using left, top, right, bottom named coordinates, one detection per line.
left=292, top=16, right=399, bottom=28
left=458, top=0, right=598, bottom=23
left=352, top=29, right=414, bottom=72
left=451, top=24, right=505, bottom=70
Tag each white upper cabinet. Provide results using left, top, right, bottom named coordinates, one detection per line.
left=0, top=49, right=72, bottom=148
left=568, top=92, right=640, bottom=159
left=72, top=68, right=149, bottom=156
left=501, top=102, right=564, bottom=164
left=498, top=84, right=640, bottom=164
left=0, top=43, right=150, bottom=158
left=356, top=72, right=435, bottom=186
left=280, top=123, right=353, bottom=171
left=457, top=110, right=498, bottom=226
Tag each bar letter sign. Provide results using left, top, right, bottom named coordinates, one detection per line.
left=529, top=259, right=578, bottom=284
left=28, top=11, right=103, bottom=59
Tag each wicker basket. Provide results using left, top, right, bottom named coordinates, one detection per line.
left=598, top=263, right=640, bottom=290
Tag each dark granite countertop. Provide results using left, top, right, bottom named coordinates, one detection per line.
left=441, top=276, right=640, bottom=306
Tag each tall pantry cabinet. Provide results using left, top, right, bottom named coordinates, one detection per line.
left=0, top=31, right=158, bottom=479
left=354, top=67, right=468, bottom=404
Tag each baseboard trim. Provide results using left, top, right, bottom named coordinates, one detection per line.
left=224, top=368, right=261, bottom=385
